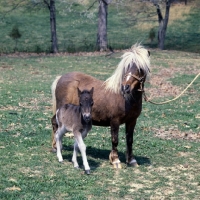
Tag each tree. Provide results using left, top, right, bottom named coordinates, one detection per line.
left=96, top=0, right=112, bottom=51
left=9, top=25, right=22, bottom=52
left=151, top=0, right=175, bottom=50
left=43, top=0, right=58, bottom=53
left=1, top=0, right=59, bottom=53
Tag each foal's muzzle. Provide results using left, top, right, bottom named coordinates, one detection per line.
left=83, top=113, right=91, bottom=123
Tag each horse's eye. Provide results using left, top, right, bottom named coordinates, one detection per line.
left=91, top=102, right=94, bottom=106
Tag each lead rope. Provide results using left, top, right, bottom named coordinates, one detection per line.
left=143, top=72, right=200, bottom=105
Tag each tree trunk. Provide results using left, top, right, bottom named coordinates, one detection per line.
left=14, top=39, right=18, bottom=52
left=185, top=0, right=187, bottom=5
left=96, top=0, right=108, bottom=51
left=155, top=1, right=172, bottom=50
left=156, top=4, right=163, bottom=49
left=49, top=0, right=58, bottom=53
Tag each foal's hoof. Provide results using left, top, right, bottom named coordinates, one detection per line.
left=85, top=170, right=90, bottom=175
left=74, top=166, right=80, bottom=170
left=51, top=148, right=57, bottom=153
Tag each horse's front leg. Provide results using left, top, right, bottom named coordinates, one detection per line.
left=126, top=120, right=138, bottom=167
left=109, top=122, right=122, bottom=169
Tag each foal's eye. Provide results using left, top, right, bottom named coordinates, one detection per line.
left=91, top=102, right=94, bottom=106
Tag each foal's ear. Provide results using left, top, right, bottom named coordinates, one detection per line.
left=77, top=87, right=81, bottom=97
left=90, top=87, right=94, bottom=96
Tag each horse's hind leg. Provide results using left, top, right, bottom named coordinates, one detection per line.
left=125, top=120, right=138, bottom=167
left=51, top=114, right=58, bottom=152
left=74, top=132, right=90, bottom=174
left=109, top=122, right=122, bottom=169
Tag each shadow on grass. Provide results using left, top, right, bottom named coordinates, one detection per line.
left=61, top=145, right=151, bottom=169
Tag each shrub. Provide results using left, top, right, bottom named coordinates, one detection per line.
left=9, top=25, right=22, bottom=52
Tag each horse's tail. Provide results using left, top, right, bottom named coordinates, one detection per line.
left=51, top=76, right=61, bottom=151
left=51, top=76, right=61, bottom=115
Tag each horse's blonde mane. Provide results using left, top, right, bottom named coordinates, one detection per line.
left=104, top=43, right=151, bottom=94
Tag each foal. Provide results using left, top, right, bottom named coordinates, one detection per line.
left=53, top=87, right=94, bottom=175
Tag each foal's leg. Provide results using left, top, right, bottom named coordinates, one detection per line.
left=72, top=141, right=79, bottom=168
left=72, top=130, right=89, bottom=170
left=125, top=120, right=138, bottom=167
left=109, top=122, right=122, bottom=169
left=74, top=131, right=90, bottom=174
left=55, top=127, right=65, bottom=162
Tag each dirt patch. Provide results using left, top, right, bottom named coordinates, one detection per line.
left=0, top=64, right=13, bottom=70
left=18, top=167, right=42, bottom=178
left=152, top=127, right=200, bottom=141
left=145, top=65, right=199, bottom=99
left=0, top=51, right=118, bottom=58
left=146, top=64, right=199, bottom=141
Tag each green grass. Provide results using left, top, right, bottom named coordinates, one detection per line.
left=165, top=7, right=200, bottom=52
left=0, top=1, right=200, bottom=53
left=0, top=49, right=200, bottom=199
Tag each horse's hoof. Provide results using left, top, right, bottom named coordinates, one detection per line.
left=109, top=152, right=122, bottom=169
left=113, top=162, right=122, bottom=169
left=74, top=166, right=79, bottom=170
left=130, top=162, right=138, bottom=167
left=129, top=159, right=138, bottom=167
left=85, top=170, right=90, bottom=175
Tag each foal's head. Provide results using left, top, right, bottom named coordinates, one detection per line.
left=78, top=87, right=94, bottom=123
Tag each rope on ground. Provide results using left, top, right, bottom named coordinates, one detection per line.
left=143, top=72, right=200, bottom=105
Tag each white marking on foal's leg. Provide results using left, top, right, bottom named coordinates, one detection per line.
left=72, top=141, right=79, bottom=168
left=75, top=133, right=90, bottom=172
left=55, top=128, right=64, bottom=162
left=55, top=129, right=63, bottom=162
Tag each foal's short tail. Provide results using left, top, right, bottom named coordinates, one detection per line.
left=51, top=76, right=61, bottom=115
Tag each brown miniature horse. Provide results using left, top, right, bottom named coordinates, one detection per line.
left=51, top=44, right=150, bottom=169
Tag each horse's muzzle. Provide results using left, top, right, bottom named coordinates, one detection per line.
left=121, top=84, right=131, bottom=95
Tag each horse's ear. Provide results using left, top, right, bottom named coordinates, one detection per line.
left=77, top=87, right=81, bottom=97
left=148, top=50, right=150, bottom=57
left=90, top=87, right=94, bottom=96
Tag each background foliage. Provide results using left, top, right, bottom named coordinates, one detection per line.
left=0, top=0, right=200, bottom=53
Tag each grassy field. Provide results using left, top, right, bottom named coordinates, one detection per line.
left=0, top=0, right=200, bottom=53
left=0, top=48, right=200, bottom=199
